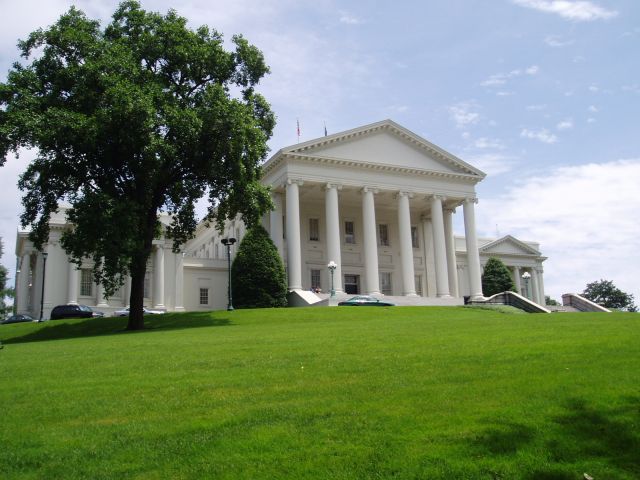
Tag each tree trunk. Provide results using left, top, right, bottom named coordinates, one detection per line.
left=127, top=253, right=147, bottom=330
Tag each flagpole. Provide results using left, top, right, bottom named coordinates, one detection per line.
left=297, top=118, right=300, bottom=143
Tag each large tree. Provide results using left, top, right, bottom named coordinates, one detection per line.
left=481, top=257, right=516, bottom=297
left=0, top=2, right=275, bottom=329
left=582, top=279, right=637, bottom=312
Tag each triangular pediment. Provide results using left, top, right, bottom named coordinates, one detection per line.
left=276, top=120, right=485, bottom=178
left=480, top=235, right=541, bottom=256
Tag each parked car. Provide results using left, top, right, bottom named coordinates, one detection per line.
left=50, top=304, right=105, bottom=320
left=1, top=314, right=36, bottom=324
left=338, top=295, right=396, bottom=307
left=112, top=307, right=165, bottom=317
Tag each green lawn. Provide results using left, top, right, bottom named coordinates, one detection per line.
left=1, top=307, right=638, bottom=479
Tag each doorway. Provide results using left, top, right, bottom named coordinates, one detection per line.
left=344, top=274, right=360, bottom=294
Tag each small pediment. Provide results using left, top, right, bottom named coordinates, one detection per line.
left=480, top=235, right=541, bottom=256
left=276, top=120, right=485, bottom=178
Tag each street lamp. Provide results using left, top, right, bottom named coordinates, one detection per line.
left=327, top=261, right=337, bottom=297
left=521, top=271, right=531, bottom=299
left=39, top=251, right=48, bottom=322
left=221, top=237, right=236, bottom=311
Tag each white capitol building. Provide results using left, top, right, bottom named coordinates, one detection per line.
left=14, top=120, right=546, bottom=317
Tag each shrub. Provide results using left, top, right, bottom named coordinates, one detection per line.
left=482, top=257, right=516, bottom=297
left=231, top=225, right=287, bottom=308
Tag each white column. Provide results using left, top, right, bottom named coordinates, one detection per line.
left=362, top=187, right=380, bottom=295
left=270, top=192, right=284, bottom=260
left=153, top=245, right=165, bottom=308
left=96, top=281, right=108, bottom=308
left=463, top=197, right=484, bottom=300
left=513, top=266, right=522, bottom=295
left=443, top=207, right=459, bottom=298
left=286, top=179, right=303, bottom=290
left=67, top=261, right=79, bottom=305
left=175, top=252, right=185, bottom=311
left=397, top=192, right=417, bottom=296
left=325, top=183, right=343, bottom=293
left=531, top=268, right=540, bottom=304
left=430, top=195, right=451, bottom=298
left=125, top=275, right=132, bottom=307
left=421, top=217, right=436, bottom=297
left=17, top=254, right=31, bottom=313
left=537, top=267, right=546, bottom=305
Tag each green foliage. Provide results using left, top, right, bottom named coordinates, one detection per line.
left=1, top=308, right=639, bottom=478
left=582, top=279, right=637, bottom=312
left=0, top=1, right=275, bottom=328
left=545, top=295, right=560, bottom=306
left=481, top=257, right=516, bottom=297
left=231, top=225, right=287, bottom=308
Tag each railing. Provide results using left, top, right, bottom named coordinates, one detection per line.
left=562, top=293, right=611, bottom=313
left=471, top=291, right=551, bottom=313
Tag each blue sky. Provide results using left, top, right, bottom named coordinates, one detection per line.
left=1, top=0, right=639, bottom=303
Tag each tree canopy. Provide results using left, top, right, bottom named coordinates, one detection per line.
left=582, top=279, right=637, bottom=312
left=481, top=257, right=516, bottom=297
left=231, top=225, right=287, bottom=309
left=0, top=1, right=275, bottom=329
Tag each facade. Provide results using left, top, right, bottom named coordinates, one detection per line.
left=14, top=120, right=546, bottom=318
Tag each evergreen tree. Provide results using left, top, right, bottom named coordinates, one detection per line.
left=231, top=225, right=287, bottom=309
left=481, top=257, right=516, bottom=297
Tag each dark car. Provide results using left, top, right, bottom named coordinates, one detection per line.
left=338, top=295, right=395, bottom=307
left=50, top=304, right=105, bottom=320
left=1, top=314, right=36, bottom=324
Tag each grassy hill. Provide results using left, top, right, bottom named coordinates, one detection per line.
left=1, top=307, right=639, bottom=479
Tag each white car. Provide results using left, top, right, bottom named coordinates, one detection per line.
left=112, top=307, right=166, bottom=317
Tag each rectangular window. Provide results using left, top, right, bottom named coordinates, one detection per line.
left=311, top=269, right=321, bottom=291
left=411, top=226, right=419, bottom=248
left=143, top=273, right=150, bottom=299
left=199, top=288, right=209, bottom=305
left=415, top=275, right=423, bottom=296
left=80, top=269, right=93, bottom=297
left=380, top=272, right=392, bottom=296
left=345, top=221, right=355, bottom=244
left=309, top=218, right=319, bottom=241
left=378, top=224, right=389, bottom=246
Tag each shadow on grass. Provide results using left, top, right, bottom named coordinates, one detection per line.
left=2, top=312, right=231, bottom=345
left=550, top=397, right=640, bottom=475
left=472, top=421, right=535, bottom=455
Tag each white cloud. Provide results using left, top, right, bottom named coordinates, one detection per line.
left=474, top=137, right=506, bottom=149
left=526, top=104, right=547, bottom=111
left=339, top=11, right=364, bottom=25
left=573, top=55, right=586, bottom=63
left=622, top=84, right=640, bottom=94
left=511, top=0, right=618, bottom=22
left=481, top=65, right=539, bottom=87
left=587, top=117, right=597, bottom=123
left=520, top=128, right=558, bottom=144
left=496, top=91, right=515, bottom=96
left=588, top=105, right=598, bottom=112
left=588, top=84, right=599, bottom=92
left=448, top=102, right=481, bottom=128
left=556, top=119, right=573, bottom=130
left=478, top=159, right=640, bottom=302
left=463, top=153, right=516, bottom=176
left=544, top=34, right=575, bottom=47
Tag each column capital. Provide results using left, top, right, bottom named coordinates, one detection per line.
left=286, top=178, right=304, bottom=187
left=429, top=194, right=447, bottom=202
left=362, top=186, right=379, bottom=194
left=325, top=182, right=343, bottom=191
left=396, top=190, right=414, bottom=199
left=464, top=196, right=478, bottom=205
left=444, top=206, right=457, bottom=214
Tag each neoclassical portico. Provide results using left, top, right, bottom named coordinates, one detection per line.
left=262, top=120, right=489, bottom=301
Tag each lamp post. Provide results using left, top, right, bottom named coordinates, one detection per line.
left=221, top=237, right=236, bottom=311
left=39, top=251, right=48, bottom=322
left=327, top=261, right=337, bottom=297
left=521, top=271, right=531, bottom=299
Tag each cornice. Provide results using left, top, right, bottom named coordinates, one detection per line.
left=264, top=152, right=483, bottom=183
left=262, top=119, right=486, bottom=182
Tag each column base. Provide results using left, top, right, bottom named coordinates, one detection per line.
left=436, top=294, right=453, bottom=299
left=174, top=306, right=185, bottom=312
left=403, top=292, right=419, bottom=297
left=469, top=294, right=486, bottom=301
left=153, top=304, right=165, bottom=309
left=97, top=302, right=108, bottom=308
